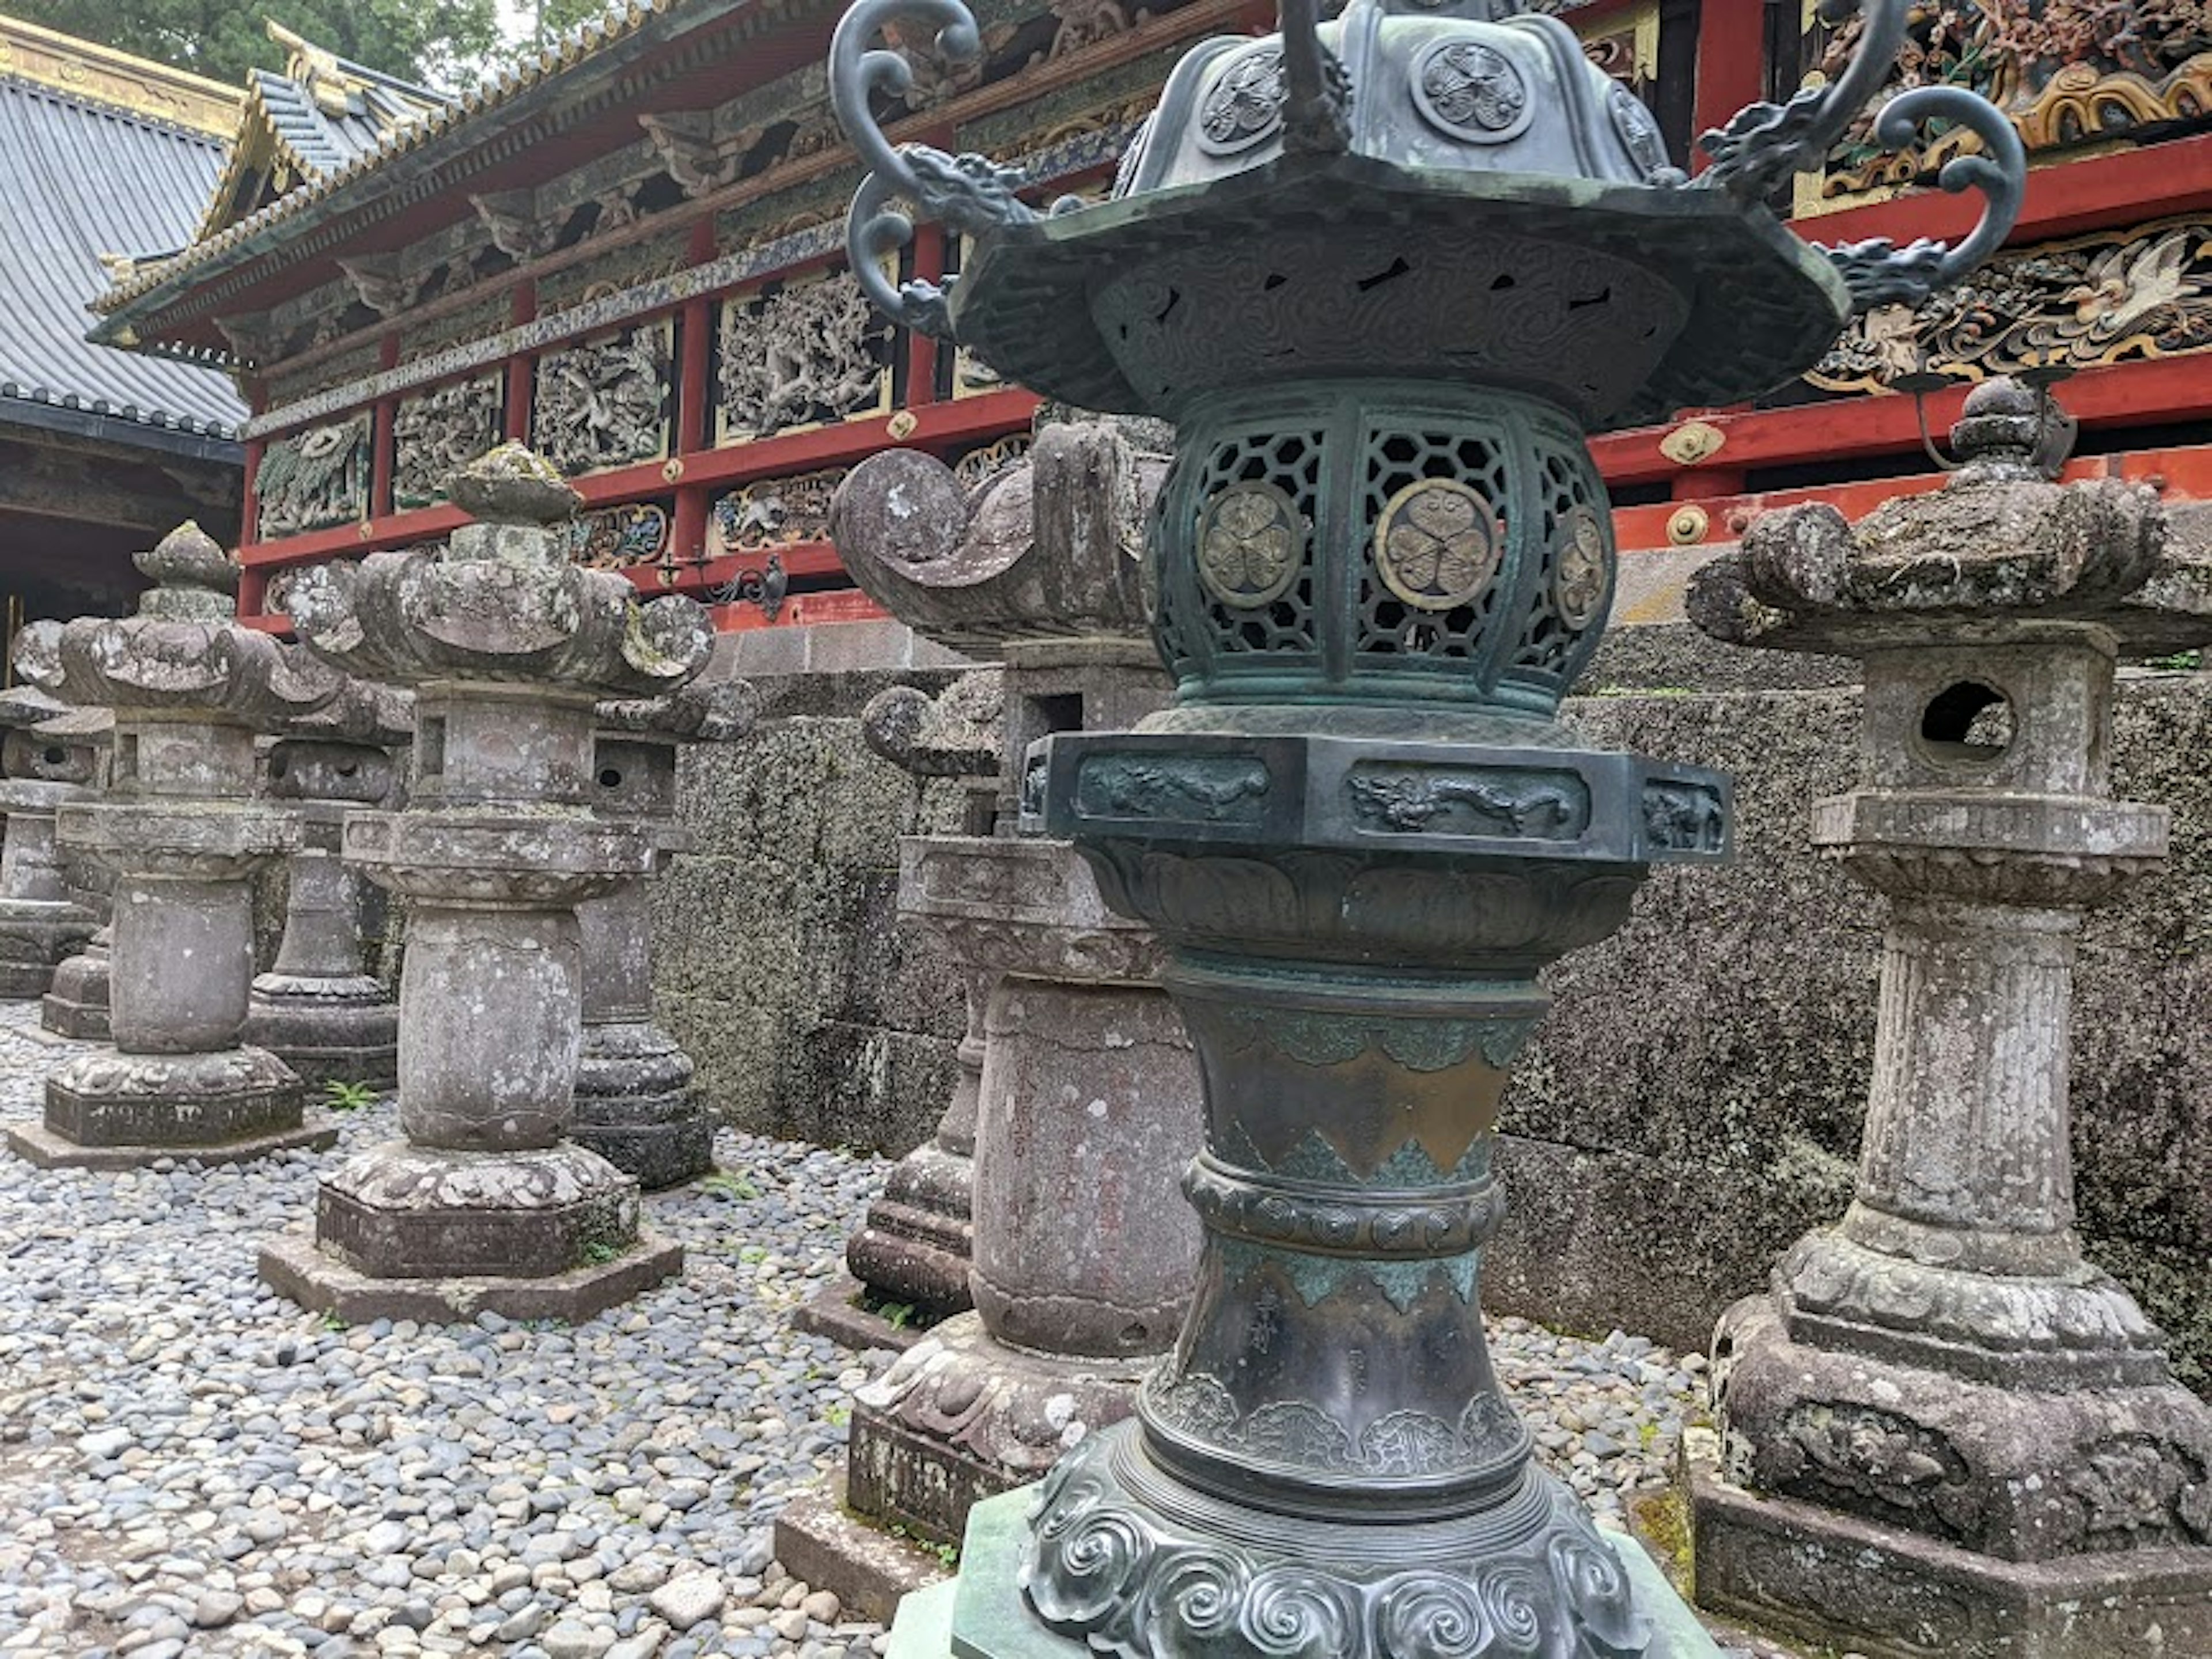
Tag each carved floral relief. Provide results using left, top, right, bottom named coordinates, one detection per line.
left=1811, top=215, right=2212, bottom=392
left=391, top=376, right=503, bottom=510
left=532, top=323, right=672, bottom=476
left=715, top=271, right=892, bottom=443
left=707, top=467, right=849, bottom=554
left=256, top=415, right=372, bottom=539
left=1806, top=0, right=2211, bottom=207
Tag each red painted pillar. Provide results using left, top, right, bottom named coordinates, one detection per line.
left=505, top=279, right=536, bottom=442
left=1690, top=0, right=1767, bottom=173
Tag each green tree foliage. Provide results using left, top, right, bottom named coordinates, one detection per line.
left=12, top=0, right=501, bottom=92
left=517, top=0, right=615, bottom=57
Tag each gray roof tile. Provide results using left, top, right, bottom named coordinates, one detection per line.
left=0, top=75, right=246, bottom=440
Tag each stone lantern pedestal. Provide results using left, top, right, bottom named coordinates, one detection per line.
left=256, top=445, right=712, bottom=1325
left=5, top=524, right=345, bottom=1170
left=1685, top=382, right=2212, bottom=1657
left=243, top=695, right=409, bottom=1090
left=0, top=692, right=103, bottom=999
left=824, top=668, right=1003, bottom=1333
left=777, top=418, right=1204, bottom=1593
left=573, top=679, right=759, bottom=1188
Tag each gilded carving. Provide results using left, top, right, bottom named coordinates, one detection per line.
left=391, top=376, right=503, bottom=511
left=717, top=273, right=892, bottom=442
left=1808, top=2, right=2212, bottom=206
left=256, top=416, right=372, bottom=539
left=1198, top=482, right=1302, bottom=608
left=532, top=325, right=671, bottom=476
left=1551, top=506, right=1610, bottom=630
left=707, top=468, right=848, bottom=554
left=1372, top=479, right=1501, bottom=612
left=1037, top=0, right=1142, bottom=63
left=567, top=503, right=669, bottom=570
left=953, top=432, right=1032, bottom=488
left=1810, top=217, right=2212, bottom=394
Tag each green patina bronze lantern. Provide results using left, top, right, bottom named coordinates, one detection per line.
left=830, top=3, right=2023, bottom=1653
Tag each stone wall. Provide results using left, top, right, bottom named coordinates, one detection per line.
left=631, top=632, right=2212, bottom=1394
left=1487, top=634, right=2212, bottom=1393
left=652, top=669, right=972, bottom=1157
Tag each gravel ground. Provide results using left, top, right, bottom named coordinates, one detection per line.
left=0, top=999, right=1728, bottom=1658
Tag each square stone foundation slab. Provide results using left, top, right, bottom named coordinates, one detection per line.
left=6, top=1118, right=336, bottom=1170
left=258, top=1230, right=682, bottom=1325
left=1691, top=1458, right=2212, bottom=1658
left=886, top=1487, right=1724, bottom=1659
left=774, top=1474, right=953, bottom=1625
left=792, top=1271, right=930, bottom=1354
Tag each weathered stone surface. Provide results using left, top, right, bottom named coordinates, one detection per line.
left=264, top=446, right=707, bottom=1319
left=1484, top=674, right=2212, bottom=1392
left=10, top=1044, right=334, bottom=1169
left=1683, top=385, right=2212, bottom=1653
left=847, top=1313, right=1152, bottom=1546
left=0, top=714, right=103, bottom=999
left=773, top=1476, right=952, bottom=1625
left=40, top=924, right=113, bottom=1041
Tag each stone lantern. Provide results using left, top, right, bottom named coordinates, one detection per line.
left=575, top=676, right=760, bottom=1189
left=243, top=683, right=411, bottom=1090
left=5, top=522, right=347, bottom=1169
left=1684, top=380, right=2212, bottom=1656
left=789, top=413, right=1204, bottom=1565
left=256, top=445, right=714, bottom=1324
left=825, top=0, right=2027, bottom=1650
left=835, top=665, right=1002, bottom=1328
left=0, top=689, right=104, bottom=1000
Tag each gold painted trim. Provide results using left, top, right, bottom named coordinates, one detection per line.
left=0, top=14, right=239, bottom=136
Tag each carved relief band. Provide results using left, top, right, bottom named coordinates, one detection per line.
left=716, top=270, right=892, bottom=444
left=532, top=323, right=672, bottom=476
left=392, top=375, right=503, bottom=511
left=256, top=415, right=371, bottom=539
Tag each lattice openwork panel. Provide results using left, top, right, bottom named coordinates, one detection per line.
left=1354, top=426, right=1510, bottom=662
left=1187, top=426, right=1325, bottom=659
left=1506, top=425, right=1613, bottom=696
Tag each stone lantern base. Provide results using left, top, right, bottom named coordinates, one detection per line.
left=244, top=974, right=400, bottom=1091
left=571, top=1021, right=712, bottom=1190
left=40, top=927, right=112, bottom=1040
left=7, top=1044, right=336, bottom=1169
left=0, top=902, right=97, bottom=999
left=1691, top=1300, right=2212, bottom=1659
left=258, top=1141, right=683, bottom=1324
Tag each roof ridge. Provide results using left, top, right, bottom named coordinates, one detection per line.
left=0, top=68, right=231, bottom=147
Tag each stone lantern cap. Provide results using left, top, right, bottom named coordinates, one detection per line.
left=862, top=671, right=1003, bottom=780
left=13, top=524, right=344, bottom=726
left=1689, top=381, right=2212, bottom=659
left=595, top=675, right=762, bottom=745
left=830, top=417, right=1162, bottom=654
left=287, top=444, right=713, bottom=698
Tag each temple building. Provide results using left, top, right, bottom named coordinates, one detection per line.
left=0, top=16, right=245, bottom=632
left=86, top=0, right=2212, bottom=663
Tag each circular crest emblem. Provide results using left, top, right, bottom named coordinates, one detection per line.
left=1552, top=505, right=1612, bottom=630
left=1608, top=83, right=1667, bottom=178
left=1412, top=41, right=1533, bottom=144
left=1198, top=47, right=1286, bottom=156
left=1373, top=479, right=1501, bottom=612
left=1198, top=482, right=1302, bottom=608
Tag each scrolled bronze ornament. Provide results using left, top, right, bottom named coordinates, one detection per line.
left=829, top=0, right=1044, bottom=340
left=1696, top=0, right=2026, bottom=316
left=1811, top=88, right=2030, bottom=312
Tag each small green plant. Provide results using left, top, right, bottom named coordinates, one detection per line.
left=885, top=1521, right=960, bottom=1570
left=323, top=1078, right=379, bottom=1112
left=881, top=1300, right=918, bottom=1331
left=824, top=1402, right=851, bottom=1429
left=699, top=1170, right=760, bottom=1201
left=2146, top=649, right=2203, bottom=671
left=738, top=1244, right=768, bottom=1265
left=579, top=1240, right=624, bottom=1267
left=319, top=1310, right=348, bottom=1332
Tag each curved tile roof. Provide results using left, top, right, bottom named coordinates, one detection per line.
left=94, top=0, right=683, bottom=328
left=0, top=74, right=247, bottom=440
